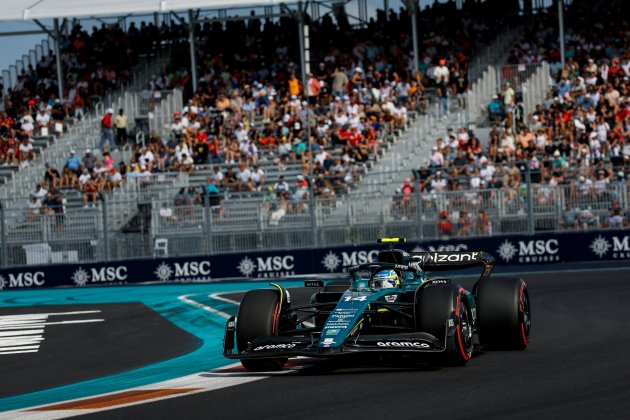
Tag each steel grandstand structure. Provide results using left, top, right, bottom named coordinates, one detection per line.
left=0, top=0, right=626, bottom=269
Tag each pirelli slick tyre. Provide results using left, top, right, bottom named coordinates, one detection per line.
left=236, top=289, right=286, bottom=371
left=476, top=277, right=530, bottom=350
left=416, top=284, right=474, bottom=366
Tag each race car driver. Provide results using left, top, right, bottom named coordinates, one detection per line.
left=373, top=269, right=400, bottom=288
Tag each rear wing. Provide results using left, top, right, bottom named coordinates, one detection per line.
left=410, top=251, right=495, bottom=275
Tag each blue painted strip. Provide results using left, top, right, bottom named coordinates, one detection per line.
left=0, top=281, right=302, bottom=412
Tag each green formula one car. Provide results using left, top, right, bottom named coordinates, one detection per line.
left=224, top=238, right=531, bottom=371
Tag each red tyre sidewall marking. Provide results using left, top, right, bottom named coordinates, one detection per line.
left=272, top=302, right=279, bottom=335
left=455, top=291, right=470, bottom=361
left=519, top=282, right=528, bottom=347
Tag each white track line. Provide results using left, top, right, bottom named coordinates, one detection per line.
left=0, top=311, right=101, bottom=320
left=0, top=292, right=316, bottom=418
left=177, top=294, right=231, bottom=319
left=0, top=320, right=105, bottom=330
left=0, top=363, right=283, bottom=419
left=208, top=292, right=241, bottom=306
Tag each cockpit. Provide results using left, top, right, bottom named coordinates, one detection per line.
left=349, top=264, right=420, bottom=290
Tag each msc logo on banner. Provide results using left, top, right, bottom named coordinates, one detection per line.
left=72, top=266, right=128, bottom=286
left=154, top=261, right=212, bottom=283
left=237, top=256, right=295, bottom=278
left=321, top=250, right=379, bottom=272
left=0, top=272, right=45, bottom=290
left=590, top=235, right=630, bottom=259
left=497, top=239, right=560, bottom=263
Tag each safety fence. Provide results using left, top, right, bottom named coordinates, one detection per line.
left=1, top=177, right=628, bottom=269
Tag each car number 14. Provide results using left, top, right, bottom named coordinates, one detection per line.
left=344, top=295, right=368, bottom=302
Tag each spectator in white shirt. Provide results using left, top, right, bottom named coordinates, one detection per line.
left=18, top=137, right=34, bottom=162
left=430, top=170, right=448, bottom=192
left=175, top=140, right=190, bottom=163
left=237, top=164, right=252, bottom=191
left=171, top=113, right=184, bottom=134
left=274, top=175, right=289, bottom=197
left=429, top=146, right=444, bottom=167
left=20, top=114, right=35, bottom=135
left=78, top=169, right=91, bottom=192
left=250, top=165, right=265, bottom=191
left=35, top=109, right=51, bottom=133
left=211, top=166, right=224, bottom=187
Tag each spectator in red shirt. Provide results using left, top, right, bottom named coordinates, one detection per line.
left=83, top=179, right=98, bottom=208
left=437, top=210, right=453, bottom=237
left=98, top=108, right=116, bottom=151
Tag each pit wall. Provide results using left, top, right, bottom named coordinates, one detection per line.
left=1, top=230, right=628, bottom=291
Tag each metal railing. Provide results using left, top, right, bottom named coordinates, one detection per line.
left=497, top=63, right=539, bottom=92
left=0, top=44, right=175, bottom=206
left=466, top=65, right=499, bottom=124
left=468, top=26, right=524, bottom=84
left=522, top=61, right=551, bottom=116
left=148, top=89, right=185, bottom=138
left=466, top=62, right=548, bottom=125
left=1, top=179, right=628, bottom=268
left=2, top=207, right=103, bottom=267
left=0, top=89, right=171, bottom=200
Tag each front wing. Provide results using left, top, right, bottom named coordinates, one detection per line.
left=223, top=316, right=448, bottom=360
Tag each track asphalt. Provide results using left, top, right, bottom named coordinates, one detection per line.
left=1, top=268, right=630, bottom=419
left=0, top=282, right=288, bottom=412
left=81, top=270, right=630, bottom=420
left=0, top=303, right=200, bottom=398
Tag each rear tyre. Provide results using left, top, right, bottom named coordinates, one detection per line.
left=236, top=289, right=286, bottom=371
left=476, top=277, right=530, bottom=350
left=416, top=284, right=473, bottom=366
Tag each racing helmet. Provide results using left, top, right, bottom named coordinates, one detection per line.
left=373, top=269, right=399, bottom=288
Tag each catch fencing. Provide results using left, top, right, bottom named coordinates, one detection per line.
left=1, top=178, right=628, bottom=268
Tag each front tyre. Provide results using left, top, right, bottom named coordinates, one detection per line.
left=236, top=289, right=287, bottom=371
left=416, top=284, right=474, bottom=366
left=476, top=277, right=531, bottom=350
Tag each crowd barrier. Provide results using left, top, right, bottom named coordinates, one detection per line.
left=1, top=229, right=629, bottom=291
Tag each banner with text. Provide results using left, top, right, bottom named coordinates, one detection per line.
left=0, top=230, right=628, bottom=290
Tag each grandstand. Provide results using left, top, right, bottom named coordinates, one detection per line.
left=0, top=0, right=628, bottom=267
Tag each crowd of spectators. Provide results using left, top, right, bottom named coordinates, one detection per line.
left=0, top=19, right=178, bottom=171
left=27, top=147, right=130, bottom=219
left=10, top=2, right=529, bottom=228
left=118, top=3, right=513, bottom=220
left=399, top=0, right=629, bottom=235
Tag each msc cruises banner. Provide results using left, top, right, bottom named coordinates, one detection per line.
left=1, top=230, right=629, bottom=290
